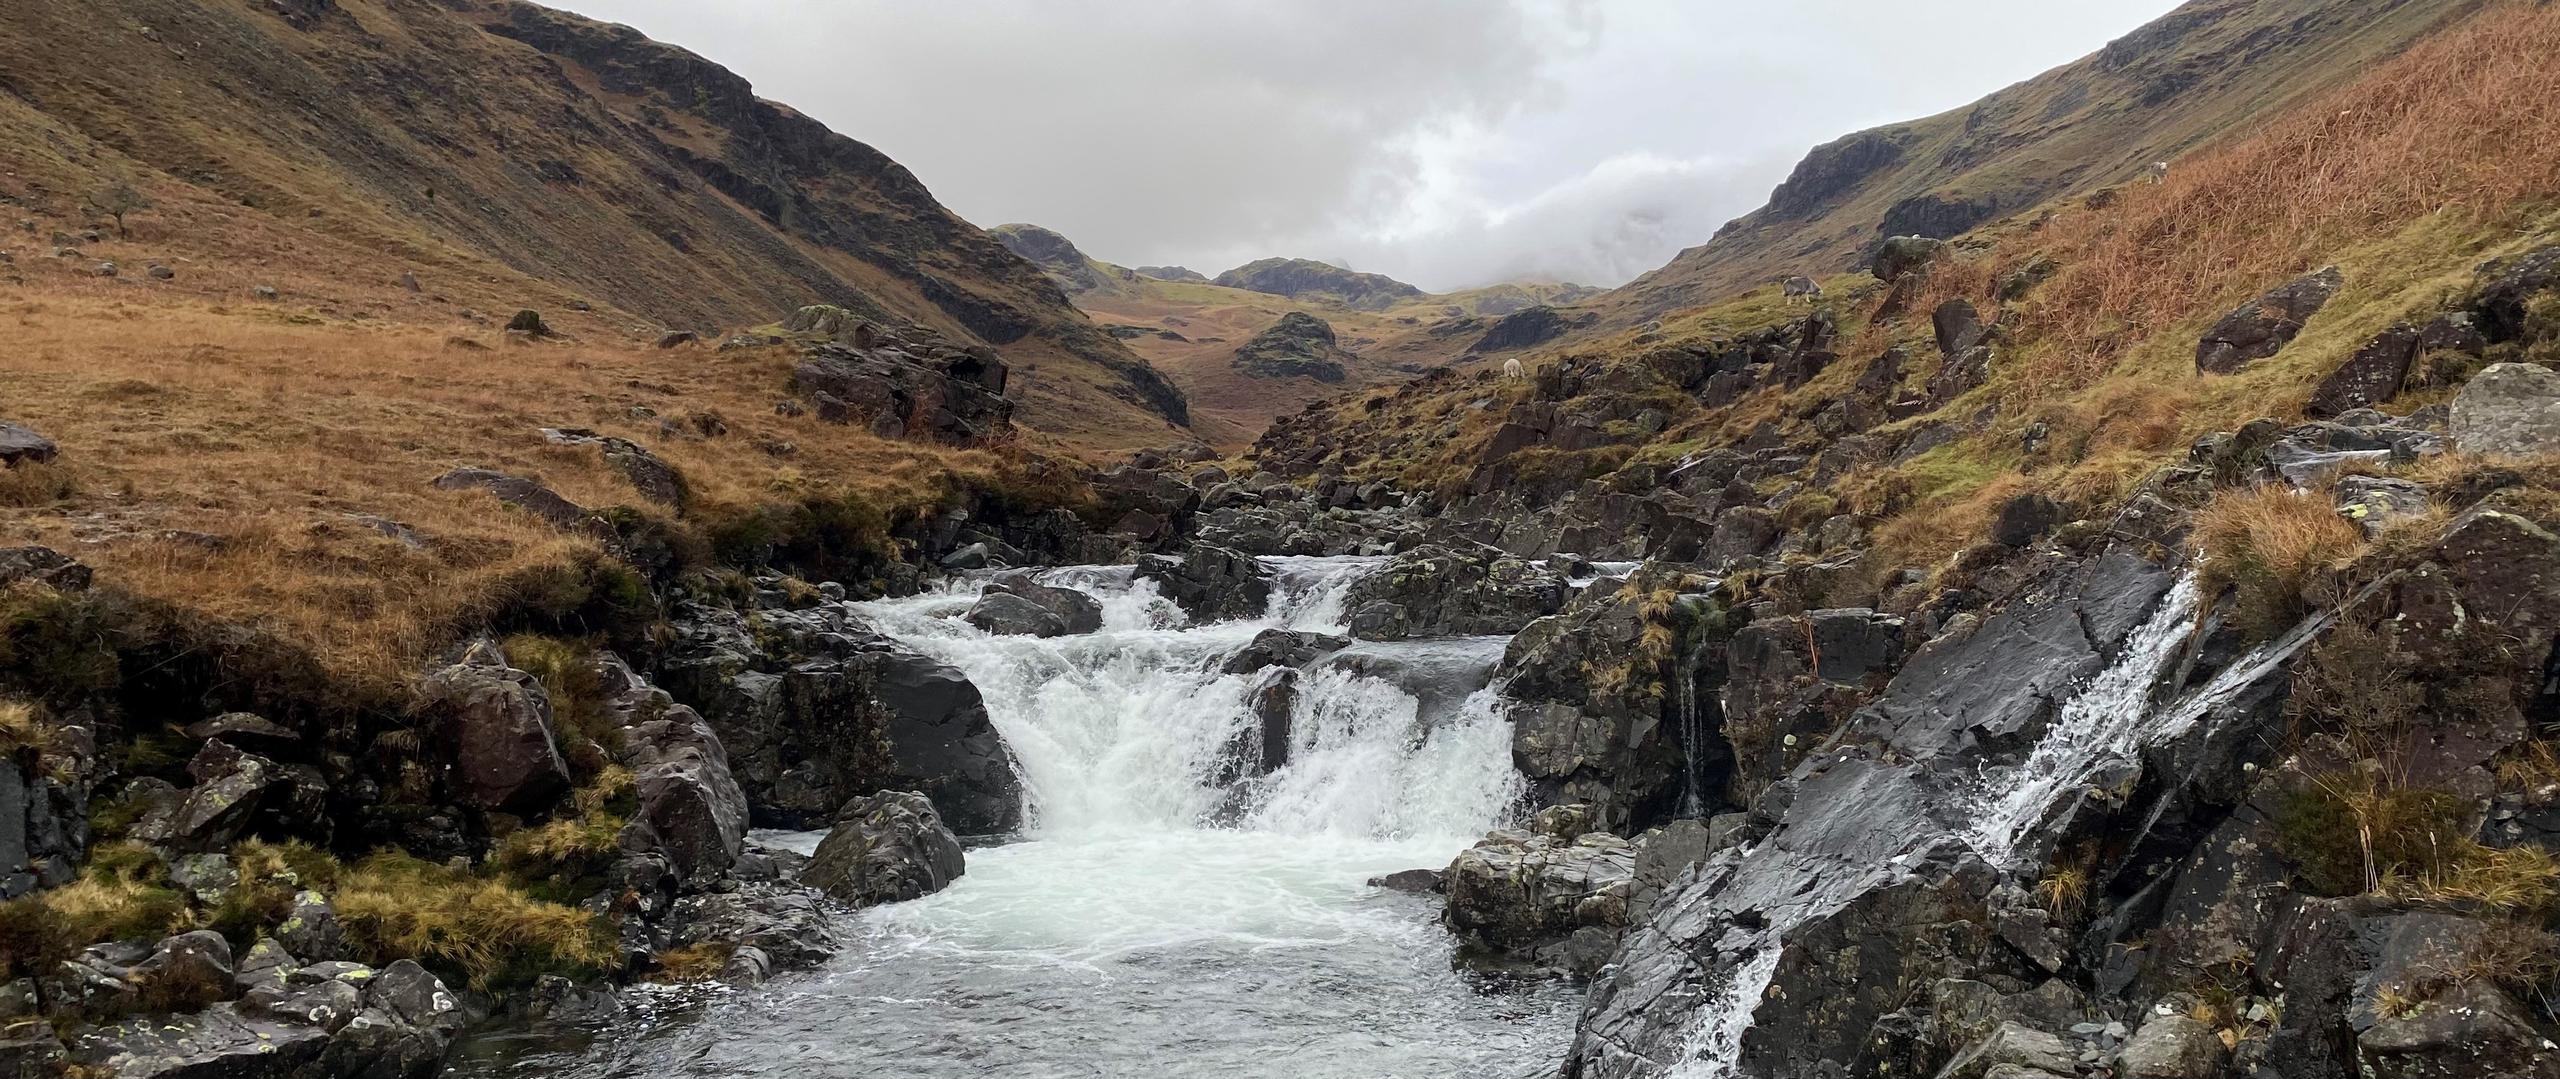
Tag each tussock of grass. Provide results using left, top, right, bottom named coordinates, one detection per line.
left=646, top=941, right=732, bottom=984
left=335, top=850, right=619, bottom=990
left=0, top=842, right=188, bottom=979
left=0, top=698, right=43, bottom=755
left=2194, top=486, right=2367, bottom=641
left=0, top=461, right=77, bottom=507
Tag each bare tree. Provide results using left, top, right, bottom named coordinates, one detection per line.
left=84, top=181, right=153, bottom=240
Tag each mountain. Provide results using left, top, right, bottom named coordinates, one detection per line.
left=0, top=0, right=1186, bottom=443
left=1212, top=257, right=1428, bottom=311
left=1606, top=0, right=2484, bottom=318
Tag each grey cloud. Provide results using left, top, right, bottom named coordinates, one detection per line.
left=561, top=1, right=2179, bottom=291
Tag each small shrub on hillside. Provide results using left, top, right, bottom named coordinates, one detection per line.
left=205, top=841, right=343, bottom=950
left=0, top=461, right=77, bottom=507
left=492, top=767, right=633, bottom=904
left=0, top=843, right=188, bottom=978
left=0, top=586, right=130, bottom=708
left=0, top=698, right=43, bottom=756
left=2277, top=774, right=2558, bottom=913
left=2194, top=487, right=2366, bottom=642
left=500, top=634, right=616, bottom=778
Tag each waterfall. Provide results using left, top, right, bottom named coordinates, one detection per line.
left=1670, top=572, right=2235, bottom=1079
left=851, top=555, right=1523, bottom=840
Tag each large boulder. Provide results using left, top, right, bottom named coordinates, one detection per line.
left=0, top=422, right=57, bottom=468
left=2449, top=361, right=2560, bottom=458
left=2305, top=322, right=2421, bottom=418
left=1441, top=808, right=1638, bottom=976
left=660, top=601, right=1020, bottom=833
left=964, top=572, right=1103, bottom=638
left=2195, top=266, right=2343, bottom=374
left=1871, top=235, right=1946, bottom=283
left=129, top=741, right=302, bottom=854
left=792, top=336, right=1013, bottom=443
left=592, top=655, right=749, bottom=886
left=1137, top=545, right=1272, bottom=623
left=428, top=468, right=598, bottom=534
left=799, top=791, right=965, bottom=907
left=413, top=641, right=573, bottom=816
left=1, top=750, right=85, bottom=898
left=1343, top=544, right=1565, bottom=641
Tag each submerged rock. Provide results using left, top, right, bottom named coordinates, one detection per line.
left=965, top=572, right=1104, bottom=638
left=800, top=791, right=965, bottom=907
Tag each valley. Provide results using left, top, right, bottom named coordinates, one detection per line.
left=3, top=2, right=2559, bottom=1079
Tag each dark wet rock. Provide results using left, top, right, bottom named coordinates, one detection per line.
left=130, top=741, right=299, bottom=854
left=1871, top=235, right=1945, bottom=283
left=1232, top=311, right=1353, bottom=383
left=0, top=422, right=58, bottom=467
left=2305, top=322, right=2420, bottom=418
left=2261, top=901, right=2555, bottom=1079
left=539, top=427, right=687, bottom=507
left=1137, top=545, right=1273, bottom=623
left=1092, top=464, right=1200, bottom=542
left=271, top=891, right=353, bottom=964
left=2195, top=266, right=2342, bottom=374
left=660, top=602, right=1020, bottom=833
left=1370, top=868, right=1443, bottom=893
left=965, top=572, right=1103, bottom=638
left=1344, top=545, right=1565, bottom=641
left=2472, top=244, right=2560, bottom=343
left=800, top=791, right=964, bottom=907
left=1928, top=345, right=1994, bottom=407
left=2450, top=361, right=2560, bottom=458
left=429, top=468, right=598, bottom=533
left=414, top=640, right=573, bottom=816
left=1503, top=567, right=1725, bottom=833
left=1221, top=629, right=1349, bottom=677
left=1932, top=299, right=1987, bottom=357
left=1468, top=306, right=1578, bottom=354
left=66, top=958, right=463, bottom=1079
left=665, top=882, right=839, bottom=970
left=4, top=761, right=90, bottom=896
left=0, top=546, right=89, bottom=592
left=655, top=330, right=697, bottom=349
left=1722, top=609, right=1905, bottom=799
left=506, top=309, right=552, bottom=336
left=1990, top=492, right=2063, bottom=547
left=591, top=655, right=749, bottom=886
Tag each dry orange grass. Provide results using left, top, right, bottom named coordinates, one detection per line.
left=2017, top=0, right=2560, bottom=393
left=2194, top=486, right=2370, bottom=639
left=0, top=293, right=1019, bottom=683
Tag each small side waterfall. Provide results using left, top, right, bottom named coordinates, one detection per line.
left=1666, top=570, right=2308, bottom=1079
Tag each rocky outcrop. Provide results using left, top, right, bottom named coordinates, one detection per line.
left=52, top=949, right=467, bottom=1079
left=0, top=547, right=90, bottom=592
left=1443, top=807, right=1637, bottom=976
left=1137, top=545, right=1273, bottom=624
left=988, top=223, right=1107, bottom=294
left=660, top=600, right=1021, bottom=833
left=1231, top=312, right=1353, bottom=383
left=1871, top=235, right=1945, bottom=282
left=1468, top=306, right=1580, bottom=354
left=0, top=422, right=57, bottom=468
left=1, top=747, right=84, bottom=899
left=429, top=469, right=599, bottom=534
left=414, top=640, right=573, bottom=817
left=1134, top=265, right=1208, bottom=283
left=1343, top=545, right=1565, bottom=642
left=2305, top=321, right=2422, bottom=418
left=792, top=334, right=1013, bottom=444
left=799, top=790, right=965, bottom=907
left=130, top=739, right=327, bottom=855
left=2451, top=361, right=2560, bottom=458
left=1211, top=257, right=1425, bottom=311
left=2194, top=266, right=2342, bottom=374
left=592, top=655, right=749, bottom=887
left=2472, top=244, right=2560, bottom=343
left=538, top=428, right=686, bottom=507
left=965, top=572, right=1104, bottom=637
left=1502, top=567, right=1727, bottom=833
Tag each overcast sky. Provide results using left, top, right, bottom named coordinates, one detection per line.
left=560, top=1, right=2181, bottom=292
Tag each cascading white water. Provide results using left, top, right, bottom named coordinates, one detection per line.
left=851, top=555, right=1519, bottom=838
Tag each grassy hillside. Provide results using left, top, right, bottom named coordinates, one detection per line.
left=1602, top=0, right=2483, bottom=323
left=0, top=0, right=1187, bottom=448
left=1252, top=0, right=2560, bottom=573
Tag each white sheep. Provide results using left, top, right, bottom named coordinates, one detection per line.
left=1781, top=275, right=1822, bottom=304
left=1502, top=357, right=1525, bottom=380
left=2149, top=160, right=2170, bottom=184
